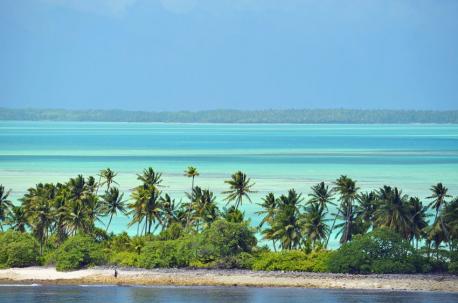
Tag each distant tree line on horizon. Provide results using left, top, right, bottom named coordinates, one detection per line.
left=1, top=108, right=458, bottom=123
left=1, top=167, right=458, bottom=273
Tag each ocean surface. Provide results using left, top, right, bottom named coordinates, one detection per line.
left=0, top=285, right=457, bottom=303
left=1, top=121, right=457, bottom=247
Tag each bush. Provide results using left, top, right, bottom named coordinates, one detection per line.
left=0, top=231, right=40, bottom=268
left=105, top=232, right=133, bottom=253
left=158, top=223, right=185, bottom=240
left=109, top=251, right=139, bottom=267
left=198, top=219, right=257, bottom=262
left=328, top=228, right=420, bottom=274
left=252, top=250, right=331, bottom=272
left=371, top=259, right=416, bottom=274
left=137, top=238, right=196, bottom=268
left=55, top=235, right=106, bottom=271
left=213, top=252, right=256, bottom=269
left=449, top=261, right=458, bottom=274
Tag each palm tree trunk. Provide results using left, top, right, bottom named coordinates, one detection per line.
left=96, top=175, right=102, bottom=195
left=439, top=215, right=452, bottom=251
left=148, top=216, right=153, bottom=234
left=106, top=213, right=113, bottom=232
left=325, top=213, right=339, bottom=248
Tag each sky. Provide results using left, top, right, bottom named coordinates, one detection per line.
left=1, top=0, right=457, bottom=111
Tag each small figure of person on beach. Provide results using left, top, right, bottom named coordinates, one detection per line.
left=114, top=268, right=118, bottom=278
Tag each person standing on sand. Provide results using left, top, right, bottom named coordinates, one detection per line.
left=114, top=268, right=118, bottom=278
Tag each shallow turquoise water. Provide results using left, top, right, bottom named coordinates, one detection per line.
left=1, top=122, right=457, bottom=247
left=0, top=285, right=457, bottom=303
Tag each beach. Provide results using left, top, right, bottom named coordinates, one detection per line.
left=1, top=267, right=457, bottom=292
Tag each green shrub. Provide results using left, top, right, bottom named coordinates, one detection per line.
left=448, top=261, right=458, bottom=274
left=55, top=235, right=106, bottom=271
left=109, top=251, right=139, bottom=267
left=328, top=228, right=420, bottom=274
left=158, top=223, right=185, bottom=240
left=198, top=219, right=256, bottom=262
left=0, top=231, right=40, bottom=268
left=105, top=232, right=132, bottom=253
left=137, top=238, right=196, bottom=268
left=42, top=249, right=57, bottom=266
left=371, top=259, right=416, bottom=274
left=214, top=252, right=256, bottom=269
left=252, top=250, right=331, bottom=272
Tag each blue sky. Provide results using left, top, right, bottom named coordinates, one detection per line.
left=1, top=0, right=457, bottom=111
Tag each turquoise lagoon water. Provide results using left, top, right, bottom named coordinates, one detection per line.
left=0, top=121, right=457, bottom=247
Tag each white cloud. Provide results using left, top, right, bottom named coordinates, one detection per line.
left=43, top=0, right=137, bottom=16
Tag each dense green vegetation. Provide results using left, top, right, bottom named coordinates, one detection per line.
left=0, top=167, right=457, bottom=273
left=1, top=108, right=458, bottom=123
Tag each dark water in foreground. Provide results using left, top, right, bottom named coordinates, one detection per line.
left=1, top=285, right=458, bottom=303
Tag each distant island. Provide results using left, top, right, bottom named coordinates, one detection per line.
left=1, top=108, right=458, bottom=123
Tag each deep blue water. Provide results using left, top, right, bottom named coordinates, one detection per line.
left=0, top=285, right=457, bottom=303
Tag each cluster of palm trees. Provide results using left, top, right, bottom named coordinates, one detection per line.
left=0, top=167, right=457, bottom=256
left=0, top=167, right=255, bottom=253
left=0, top=169, right=123, bottom=253
left=257, top=176, right=458, bottom=254
left=127, top=168, right=253, bottom=235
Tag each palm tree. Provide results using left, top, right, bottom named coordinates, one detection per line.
left=159, top=193, right=179, bottom=230
left=334, top=200, right=357, bottom=244
left=271, top=189, right=303, bottom=250
left=426, top=219, right=446, bottom=260
left=52, top=190, right=71, bottom=242
left=301, top=202, right=329, bottom=249
left=86, top=176, right=98, bottom=194
left=28, top=195, right=53, bottom=254
left=68, top=175, right=86, bottom=200
left=65, top=199, right=91, bottom=236
left=0, top=185, right=13, bottom=231
left=355, top=191, right=377, bottom=233
left=222, top=206, right=245, bottom=223
left=82, top=192, right=103, bottom=231
left=427, top=183, right=452, bottom=248
left=129, top=184, right=162, bottom=235
left=137, top=167, right=163, bottom=187
left=186, top=187, right=219, bottom=230
left=101, top=187, right=127, bottom=232
left=326, top=176, right=359, bottom=246
left=128, top=192, right=146, bottom=236
left=428, top=183, right=451, bottom=221
left=256, top=193, right=277, bottom=228
left=98, top=168, right=118, bottom=191
left=6, top=206, right=28, bottom=232
left=407, top=197, right=429, bottom=249
left=184, top=166, right=199, bottom=192
left=443, top=197, right=458, bottom=252
left=20, top=183, right=57, bottom=253
left=223, top=171, right=256, bottom=210
left=373, top=186, right=411, bottom=239
left=308, top=181, right=335, bottom=212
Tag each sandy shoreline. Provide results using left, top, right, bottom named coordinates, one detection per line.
left=0, top=267, right=457, bottom=292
